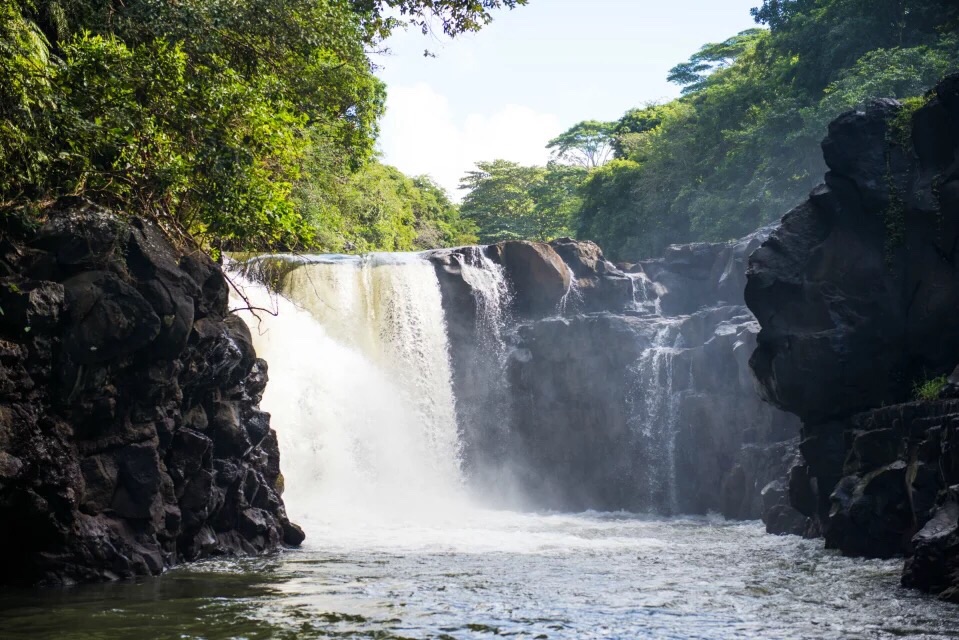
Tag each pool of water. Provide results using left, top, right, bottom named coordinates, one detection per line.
left=2, top=512, right=958, bottom=639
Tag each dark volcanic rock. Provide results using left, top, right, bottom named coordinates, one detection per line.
left=62, top=270, right=161, bottom=364
left=427, top=235, right=801, bottom=517
left=491, top=240, right=571, bottom=317
left=746, top=74, right=959, bottom=597
left=747, top=88, right=959, bottom=426
left=0, top=204, right=301, bottom=586
left=904, top=486, right=959, bottom=602
left=548, top=237, right=633, bottom=312
left=505, top=313, right=649, bottom=509
left=426, top=223, right=801, bottom=518
left=639, top=228, right=772, bottom=316
left=425, top=239, right=632, bottom=479
left=506, top=303, right=801, bottom=515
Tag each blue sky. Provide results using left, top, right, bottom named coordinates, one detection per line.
left=374, top=0, right=762, bottom=198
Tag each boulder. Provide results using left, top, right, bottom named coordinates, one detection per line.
left=548, top=237, right=633, bottom=312
left=903, top=486, right=959, bottom=601
left=62, top=271, right=161, bottom=365
left=491, top=241, right=571, bottom=317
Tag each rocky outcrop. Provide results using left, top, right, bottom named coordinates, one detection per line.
left=506, top=302, right=800, bottom=515
left=489, top=241, right=572, bottom=317
left=634, top=230, right=773, bottom=316
left=429, top=233, right=802, bottom=522
left=746, top=74, right=959, bottom=598
left=549, top=237, right=633, bottom=312
left=0, top=204, right=302, bottom=586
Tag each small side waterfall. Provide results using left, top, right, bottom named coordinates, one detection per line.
left=558, top=266, right=582, bottom=315
left=626, top=321, right=685, bottom=513
left=458, top=250, right=512, bottom=359
left=445, top=248, right=518, bottom=497
left=229, top=254, right=466, bottom=531
left=626, top=271, right=663, bottom=315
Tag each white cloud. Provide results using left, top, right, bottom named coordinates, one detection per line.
left=377, top=83, right=561, bottom=201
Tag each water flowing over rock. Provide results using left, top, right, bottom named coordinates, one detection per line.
left=220, top=236, right=801, bottom=535
left=228, top=253, right=468, bottom=534
left=746, top=73, right=959, bottom=599
left=426, top=236, right=802, bottom=520
left=0, top=204, right=301, bottom=586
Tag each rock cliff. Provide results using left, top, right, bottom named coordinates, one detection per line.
left=0, top=204, right=302, bottom=586
left=427, top=234, right=802, bottom=522
left=746, top=74, right=959, bottom=599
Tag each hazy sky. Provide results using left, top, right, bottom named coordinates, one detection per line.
left=373, top=0, right=762, bottom=199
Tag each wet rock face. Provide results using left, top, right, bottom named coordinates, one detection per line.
left=489, top=241, right=572, bottom=317
left=0, top=204, right=302, bottom=586
left=638, top=229, right=772, bottom=317
left=747, top=78, right=959, bottom=425
left=428, top=232, right=801, bottom=520
left=506, top=303, right=801, bottom=515
left=746, top=74, right=959, bottom=597
left=505, top=313, right=649, bottom=510
left=548, top=237, right=633, bottom=312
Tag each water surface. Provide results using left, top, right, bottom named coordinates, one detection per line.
left=3, top=512, right=958, bottom=640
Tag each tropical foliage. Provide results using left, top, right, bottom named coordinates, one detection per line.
left=0, top=0, right=519, bottom=250
left=458, top=160, right=583, bottom=243
left=457, top=0, right=959, bottom=260
left=577, top=0, right=959, bottom=260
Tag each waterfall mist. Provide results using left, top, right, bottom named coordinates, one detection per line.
left=226, top=238, right=783, bottom=536
left=230, top=254, right=475, bottom=541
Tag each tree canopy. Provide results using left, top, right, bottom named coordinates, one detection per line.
left=0, top=0, right=522, bottom=251
left=458, top=160, right=582, bottom=243
left=547, top=120, right=616, bottom=169
left=455, top=0, right=958, bottom=262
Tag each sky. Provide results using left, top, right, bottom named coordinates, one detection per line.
left=373, top=0, right=762, bottom=200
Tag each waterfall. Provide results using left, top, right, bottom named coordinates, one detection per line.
left=558, top=266, right=582, bottom=315
left=227, top=246, right=696, bottom=522
left=448, top=248, right=519, bottom=498
left=626, top=320, right=685, bottom=514
left=626, top=271, right=663, bottom=315
left=458, top=249, right=512, bottom=356
left=228, top=254, right=466, bottom=531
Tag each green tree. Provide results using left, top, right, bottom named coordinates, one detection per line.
left=569, top=0, right=959, bottom=261
left=667, top=29, right=765, bottom=94
left=1, top=0, right=525, bottom=250
left=459, top=160, right=579, bottom=243
left=547, top=120, right=616, bottom=168
left=352, top=0, right=527, bottom=40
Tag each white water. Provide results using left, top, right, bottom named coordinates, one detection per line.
left=231, top=254, right=470, bottom=540
left=458, top=249, right=512, bottom=345
left=627, top=321, right=686, bottom=513
left=627, top=270, right=664, bottom=315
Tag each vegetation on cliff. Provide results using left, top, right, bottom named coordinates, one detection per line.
left=0, top=0, right=514, bottom=251
left=458, top=0, right=959, bottom=259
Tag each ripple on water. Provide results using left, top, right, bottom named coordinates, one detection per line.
left=2, top=515, right=959, bottom=640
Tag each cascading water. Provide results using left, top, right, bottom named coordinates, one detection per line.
left=558, top=265, right=582, bottom=315
left=229, top=254, right=467, bottom=535
left=626, top=270, right=663, bottom=315
left=458, top=249, right=512, bottom=363
left=626, top=320, right=686, bottom=513
left=436, top=247, right=519, bottom=498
